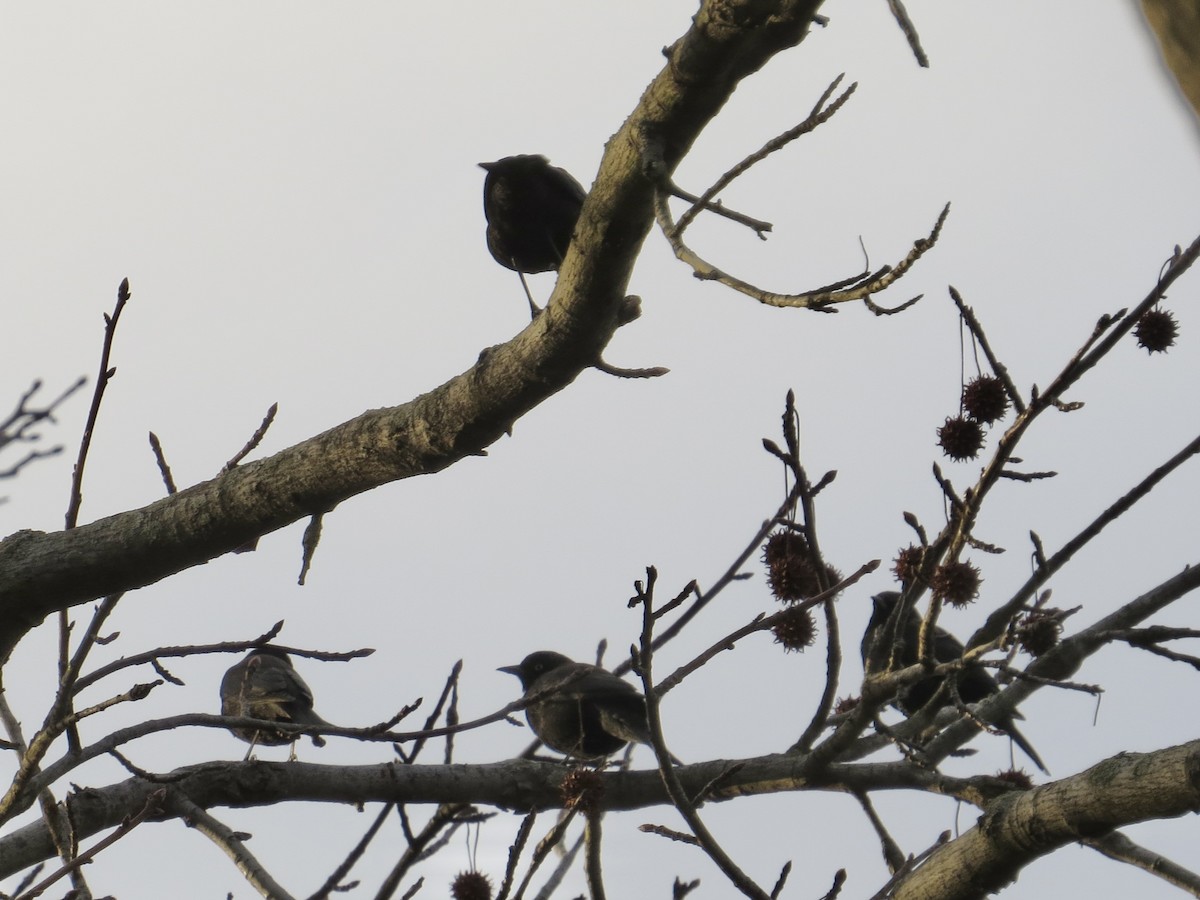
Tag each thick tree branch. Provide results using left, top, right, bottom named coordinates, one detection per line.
left=890, top=742, right=1200, bottom=899
left=3, top=741, right=1197, bottom=885
left=0, top=755, right=964, bottom=879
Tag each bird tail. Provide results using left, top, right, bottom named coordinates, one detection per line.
left=300, top=711, right=333, bottom=747
left=1002, top=719, right=1048, bottom=775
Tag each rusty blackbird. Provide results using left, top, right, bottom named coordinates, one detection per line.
left=499, top=650, right=653, bottom=759
left=861, top=591, right=1047, bottom=773
left=480, top=155, right=586, bottom=274
left=480, top=155, right=586, bottom=317
left=220, top=647, right=332, bottom=751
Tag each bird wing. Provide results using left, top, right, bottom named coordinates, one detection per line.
left=546, top=164, right=587, bottom=205
left=248, top=663, right=314, bottom=707
left=540, top=664, right=641, bottom=701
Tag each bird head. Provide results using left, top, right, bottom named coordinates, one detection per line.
left=498, top=650, right=574, bottom=691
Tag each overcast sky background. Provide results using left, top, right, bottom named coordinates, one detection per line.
left=2, top=2, right=1199, bottom=897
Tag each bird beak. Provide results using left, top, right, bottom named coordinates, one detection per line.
left=497, top=664, right=521, bottom=676
left=478, top=161, right=495, bottom=171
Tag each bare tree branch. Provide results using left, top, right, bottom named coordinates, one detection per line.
left=888, top=742, right=1200, bottom=899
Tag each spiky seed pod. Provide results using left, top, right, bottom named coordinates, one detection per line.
left=451, top=871, right=494, bottom=900
left=763, top=530, right=806, bottom=566
left=560, top=767, right=605, bottom=815
left=962, top=375, right=1009, bottom=425
left=764, top=531, right=823, bottom=602
left=834, top=695, right=860, bottom=715
left=892, top=545, right=925, bottom=586
left=763, top=531, right=843, bottom=600
left=994, top=769, right=1034, bottom=790
left=937, top=415, right=984, bottom=461
left=1016, top=609, right=1064, bottom=657
left=772, top=605, right=818, bottom=652
left=1134, top=306, right=1178, bottom=353
left=931, top=560, right=981, bottom=608
left=767, top=554, right=821, bottom=603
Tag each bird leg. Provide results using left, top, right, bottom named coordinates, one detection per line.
left=517, top=270, right=541, bottom=318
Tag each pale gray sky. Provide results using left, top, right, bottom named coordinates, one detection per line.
left=2, top=2, right=1198, bottom=897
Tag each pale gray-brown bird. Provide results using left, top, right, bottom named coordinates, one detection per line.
left=220, top=647, right=332, bottom=753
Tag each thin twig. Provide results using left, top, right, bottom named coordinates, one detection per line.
left=0, top=377, right=85, bottom=484
left=972, top=430, right=1200, bottom=650
left=634, top=569, right=773, bottom=900
left=659, top=189, right=949, bottom=311
left=403, top=660, right=464, bottom=764
left=374, top=804, right=474, bottom=900
left=529, top=830, right=584, bottom=900
left=638, top=823, right=701, bottom=845
left=64, top=278, right=130, bottom=530
left=1109, top=627, right=1200, bottom=670
left=613, top=481, right=806, bottom=679
left=665, top=182, right=773, bottom=235
left=655, top=562, right=877, bottom=697
left=583, top=812, right=607, bottom=900
left=886, top=0, right=929, bottom=67
left=510, top=808, right=579, bottom=900
left=854, top=790, right=906, bottom=873
left=306, top=802, right=392, bottom=900
left=948, top=286, right=1024, bottom=414
left=817, top=869, right=848, bottom=900
left=1083, top=830, right=1200, bottom=895
left=170, top=788, right=295, bottom=900
left=673, top=75, right=855, bottom=238
left=863, top=832, right=950, bottom=900
left=495, top=812, right=537, bottom=900
left=221, top=402, right=279, bottom=473
left=72, top=625, right=372, bottom=694
left=14, top=787, right=164, bottom=900
left=0, top=673, right=160, bottom=823
left=147, top=431, right=178, bottom=494
left=768, top=861, right=792, bottom=900
left=58, top=279, right=130, bottom=768
left=298, top=511, right=324, bottom=585
left=593, top=358, right=670, bottom=379
left=0, top=377, right=86, bottom=453
left=783, top=394, right=845, bottom=752
left=0, top=686, right=76, bottom=893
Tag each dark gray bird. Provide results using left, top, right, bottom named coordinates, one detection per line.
left=861, top=592, right=1047, bottom=773
left=480, top=155, right=586, bottom=317
left=499, top=651, right=653, bottom=759
left=220, top=647, right=332, bottom=752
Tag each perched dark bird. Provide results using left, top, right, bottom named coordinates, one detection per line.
left=861, top=592, right=1047, bottom=773
left=220, top=647, right=332, bottom=753
left=480, top=155, right=587, bottom=317
left=499, top=650, right=653, bottom=759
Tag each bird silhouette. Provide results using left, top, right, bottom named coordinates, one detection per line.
left=499, top=650, right=653, bottom=759
left=220, top=647, right=332, bottom=756
left=480, top=155, right=586, bottom=317
left=861, top=592, right=1047, bottom=773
